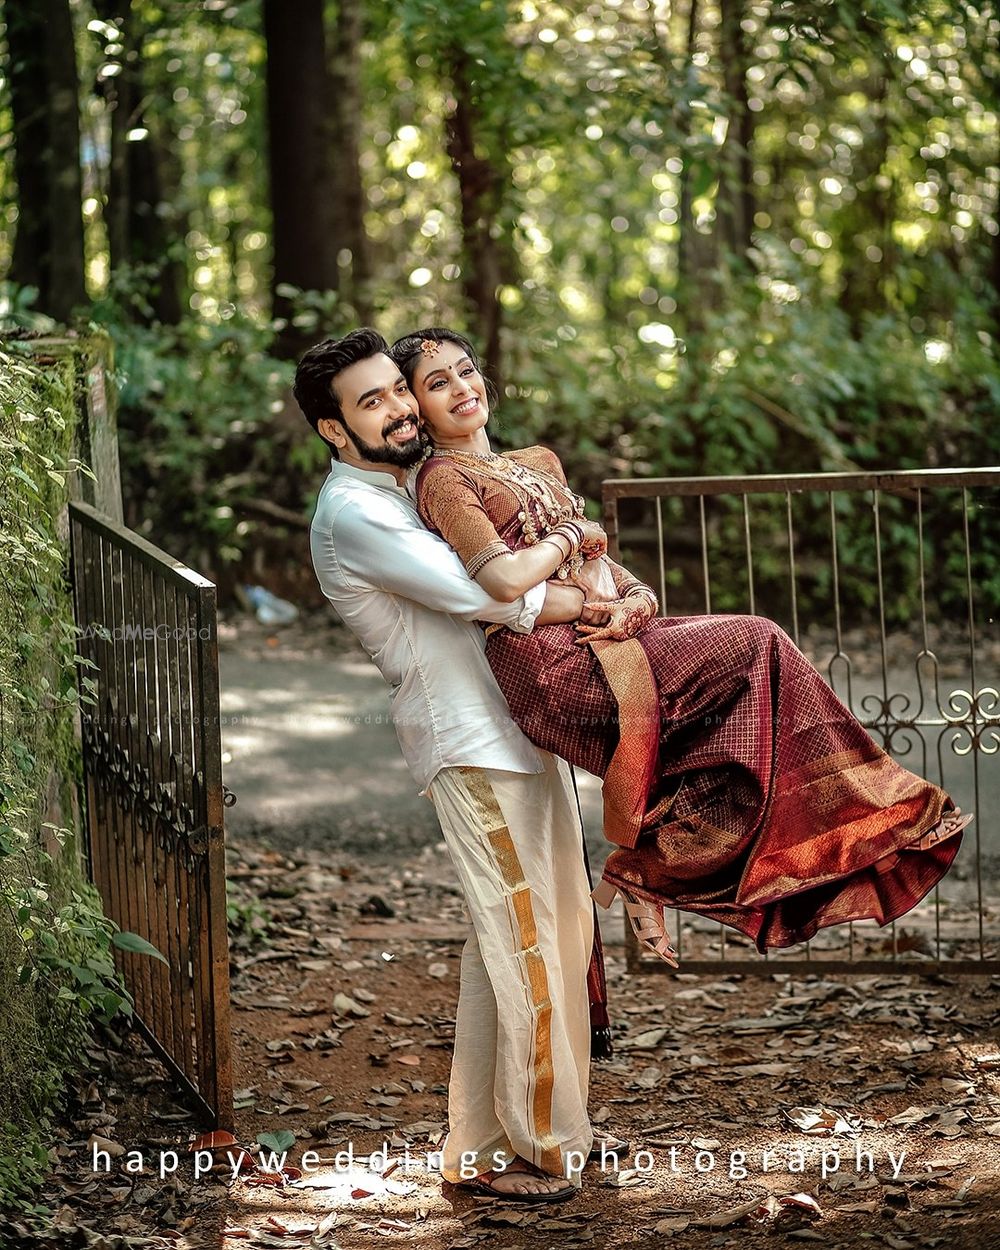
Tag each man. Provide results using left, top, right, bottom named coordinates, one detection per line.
left=294, top=328, right=604, bottom=1202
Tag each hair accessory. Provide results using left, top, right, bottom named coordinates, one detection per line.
left=420, top=339, right=441, bottom=358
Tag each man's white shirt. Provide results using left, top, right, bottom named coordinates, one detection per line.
left=309, top=458, right=545, bottom=791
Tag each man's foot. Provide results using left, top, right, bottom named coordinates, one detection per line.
left=453, top=1156, right=577, bottom=1203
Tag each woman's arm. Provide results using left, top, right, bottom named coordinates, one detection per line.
left=417, top=460, right=607, bottom=603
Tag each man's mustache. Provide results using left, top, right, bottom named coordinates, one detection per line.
left=383, top=415, right=424, bottom=439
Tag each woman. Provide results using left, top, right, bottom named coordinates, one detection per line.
left=389, top=326, right=970, bottom=966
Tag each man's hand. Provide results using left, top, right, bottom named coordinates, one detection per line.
left=536, top=581, right=586, bottom=625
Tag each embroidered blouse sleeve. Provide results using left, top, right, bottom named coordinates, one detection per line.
left=416, top=461, right=512, bottom=578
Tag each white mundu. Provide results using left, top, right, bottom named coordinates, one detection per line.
left=309, top=456, right=594, bottom=1182
left=428, top=756, right=594, bottom=1184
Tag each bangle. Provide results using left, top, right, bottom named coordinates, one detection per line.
left=466, top=540, right=511, bottom=579
left=620, top=578, right=655, bottom=600
left=539, top=534, right=572, bottom=564
left=549, top=521, right=585, bottom=555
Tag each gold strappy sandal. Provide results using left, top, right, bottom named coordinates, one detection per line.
left=905, top=807, right=973, bottom=852
left=592, top=879, right=679, bottom=968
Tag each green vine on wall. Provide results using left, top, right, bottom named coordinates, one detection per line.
left=0, top=338, right=147, bottom=1211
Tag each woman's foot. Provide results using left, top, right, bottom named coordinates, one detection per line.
left=592, top=878, right=679, bottom=968
left=906, top=808, right=973, bottom=852
left=874, top=809, right=972, bottom=874
left=453, top=1156, right=577, bottom=1203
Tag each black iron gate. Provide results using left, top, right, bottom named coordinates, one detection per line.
left=69, top=501, right=234, bottom=1128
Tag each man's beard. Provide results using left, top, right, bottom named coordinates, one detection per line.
left=341, top=415, right=428, bottom=467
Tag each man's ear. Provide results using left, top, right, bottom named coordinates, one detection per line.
left=318, top=417, right=349, bottom=451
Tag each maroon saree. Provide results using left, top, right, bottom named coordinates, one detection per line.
left=416, top=446, right=963, bottom=955
left=485, top=612, right=959, bottom=953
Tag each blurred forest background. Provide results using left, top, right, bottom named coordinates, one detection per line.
left=0, top=0, right=998, bottom=613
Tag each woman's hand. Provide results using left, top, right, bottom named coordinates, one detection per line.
left=578, top=598, right=614, bottom=627
left=577, top=519, right=608, bottom=560
left=574, top=589, right=656, bottom=643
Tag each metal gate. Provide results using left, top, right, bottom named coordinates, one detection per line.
left=69, top=501, right=234, bottom=1128
left=603, top=468, right=1000, bottom=977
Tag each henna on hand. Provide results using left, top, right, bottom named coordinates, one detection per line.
left=577, top=519, right=608, bottom=559
left=572, top=589, right=656, bottom=643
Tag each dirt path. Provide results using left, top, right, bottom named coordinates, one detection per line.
left=8, top=612, right=1000, bottom=1249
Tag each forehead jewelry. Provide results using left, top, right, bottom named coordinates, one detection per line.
left=419, top=339, right=441, bottom=358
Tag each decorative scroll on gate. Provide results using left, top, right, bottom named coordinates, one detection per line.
left=69, top=501, right=234, bottom=1129
left=602, top=468, right=1000, bottom=977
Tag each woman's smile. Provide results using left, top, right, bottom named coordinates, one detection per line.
left=409, top=339, right=491, bottom=451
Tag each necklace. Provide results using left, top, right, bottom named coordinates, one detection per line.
left=431, top=447, right=496, bottom=462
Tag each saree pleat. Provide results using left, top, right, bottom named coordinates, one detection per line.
left=486, top=613, right=960, bottom=952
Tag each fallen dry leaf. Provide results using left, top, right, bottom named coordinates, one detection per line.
left=692, top=1197, right=761, bottom=1228
left=87, top=1133, right=126, bottom=1158
left=654, top=1216, right=691, bottom=1233
left=332, top=993, right=370, bottom=1018
left=604, top=1167, right=645, bottom=1188
left=784, top=1106, right=860, bottom=1136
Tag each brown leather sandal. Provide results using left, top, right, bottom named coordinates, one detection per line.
left=452, top=1156, right=577, bottom=1204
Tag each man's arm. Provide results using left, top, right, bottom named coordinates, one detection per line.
left=325, top=495, right=549, bottom=630
left=536, top=582, right=586, bottom=626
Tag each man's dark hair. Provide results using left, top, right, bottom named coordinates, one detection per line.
left=293, top=327, right=390, bottom=458
left=388, top=326, right=498, bottom=407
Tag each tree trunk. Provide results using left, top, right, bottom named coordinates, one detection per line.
left=7, top=0, right=87, bottom=321
left=264, top=0, right=338, bottom=356
left=328, top=0, right=372, bottom=320
left=676, top=0, right=712, bottom=332
left=716, top=0, right=755, bottom=264
left=444, top=48, right=510, bottom=389
left=94, top=0, right=187, bottom=323
left=7, top=3, right=48, bottom=295
left=838, top=67, right=891, bottom=328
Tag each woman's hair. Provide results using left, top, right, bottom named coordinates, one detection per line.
left=388, top=326, right=498, bottom=406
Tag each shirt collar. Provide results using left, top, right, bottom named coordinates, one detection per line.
left=330, top=457, right=408, bottom=495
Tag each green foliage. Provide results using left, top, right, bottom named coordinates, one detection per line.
left=226, top=888, right=271, bottom=952
left=2, top=0, right=997, bottom=610
left=0, top=339, right=144, bottom=1211
left=88, top=284, right=297, bottom=575
left=494, top=251, right=1000, bottom=627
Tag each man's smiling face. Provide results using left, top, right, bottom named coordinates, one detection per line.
left=317, top=352, right=426, bottom=469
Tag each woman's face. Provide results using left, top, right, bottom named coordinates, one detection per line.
left=410, top=339, right=489, bottom=444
